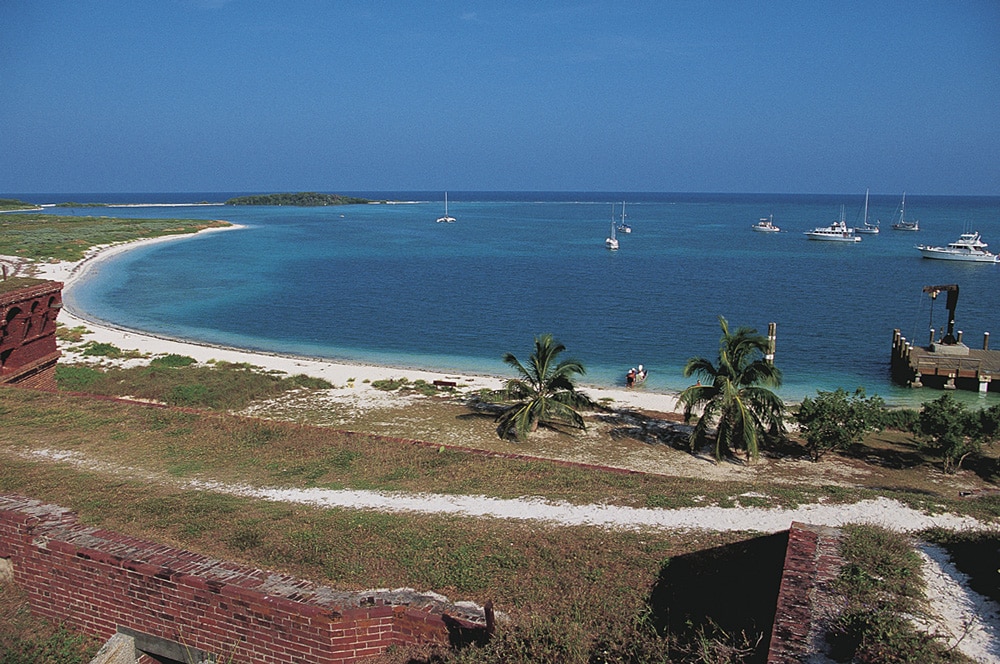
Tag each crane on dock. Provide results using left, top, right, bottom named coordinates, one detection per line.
left=922, top=284, right=959, bottom=345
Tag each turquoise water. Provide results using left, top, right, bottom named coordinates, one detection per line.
left=24, top=191, right=1000, bottom=406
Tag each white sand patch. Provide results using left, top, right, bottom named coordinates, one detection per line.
left=15, top=448, right=990, bottom=535
left=916, top=542, right=1000, bottom=663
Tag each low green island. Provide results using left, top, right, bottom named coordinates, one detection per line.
left=0, top=198, right=41, bottom=211
left=224, top=192, right=370, bottom=206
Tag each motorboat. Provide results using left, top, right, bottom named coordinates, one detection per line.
left=804, top=206, right=860, bottom=242
left=435, top=192, right=456, bottom=223
left=916, top=231, right=999, bottom=263
left=752, top=213, right=780, bottom=232
left=891, top=193, right=918, bottom=231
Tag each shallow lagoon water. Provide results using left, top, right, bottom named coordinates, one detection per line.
left=34, top=191, right=999, bottom=406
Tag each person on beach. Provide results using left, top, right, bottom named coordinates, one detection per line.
left=627, top=368, right=636, bottom=388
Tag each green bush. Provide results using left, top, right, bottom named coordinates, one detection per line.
left=795, top=388, right=885, bottom=461
left=881, top=408, right=919, bottom=433
left=80, top=342, right=123, bottom=358
left=150, top=354, right=197, bottom=368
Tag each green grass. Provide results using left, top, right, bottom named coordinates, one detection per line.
left=0, top=581, right=101, bottom=664
left=3, top=357, right=998, bottom=663
left=54, top=360, right=331, bottom=410
left=826, top=525, right=972, bottom=664
left=0, top=213, right=231, bottom=262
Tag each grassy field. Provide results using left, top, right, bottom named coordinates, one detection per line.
left=0, top=213, right=230, bottom=262
left=2, top=358, right=999, bottom=662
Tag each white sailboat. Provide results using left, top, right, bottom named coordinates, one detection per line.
left=605, top=205, right=619, bottom=250
left=436, top=192, right=456, bottom=223
left=855, top=189, right=880, bottom=234
left=891, top=193, right=918, bottom=231
left=617, top=201, right=632, bottom=233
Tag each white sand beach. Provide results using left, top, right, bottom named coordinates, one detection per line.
left=27, top=226, right=683, bottom=415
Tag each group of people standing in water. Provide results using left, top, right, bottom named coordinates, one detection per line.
left=625, top=364, right=647, bottom=388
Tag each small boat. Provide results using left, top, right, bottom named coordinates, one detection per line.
left=891, top=193, right=918, bottom=231
left=854, top=189, right=879, bottom=234
left=804, top=206, right=861, bottom=242
left=752, top=213, right=780, bottom=232
left=435, top=192, right=456, bottom=223
left=605, top=208, right=619, bottom=250
left=916, top=231, right=999, bottom=263
left=617, top=201, right=632, bottom=233
left=626, top=365, right=647, bottom=388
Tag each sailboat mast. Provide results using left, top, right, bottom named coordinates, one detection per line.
left=864, top=188, right=869, bottom=225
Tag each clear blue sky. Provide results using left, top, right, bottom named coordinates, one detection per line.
left=2, top=1, right=998, bottom=195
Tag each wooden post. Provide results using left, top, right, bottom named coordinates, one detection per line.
left=766, top=322, right=776, bottom=364
left=985, top=332, right=991, bottom=351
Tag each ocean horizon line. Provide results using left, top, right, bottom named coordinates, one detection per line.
left=7, top=190, right=1000, bottom=205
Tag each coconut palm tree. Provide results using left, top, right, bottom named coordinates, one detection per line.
left=493, top=334, right=595, bottom=441
left=678, top=316, right=785, bottom=462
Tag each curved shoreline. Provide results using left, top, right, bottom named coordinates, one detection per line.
left=35, top=226, right=684, bottom=413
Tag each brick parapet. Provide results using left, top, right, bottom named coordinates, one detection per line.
left=766, top=522, right=845, bottom=663
left=0, top=494, right=487, bottom=663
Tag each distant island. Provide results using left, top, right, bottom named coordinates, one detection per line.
left=0, top=198, right=41, bottom=211
left=224, top=192, right=370, bottom=206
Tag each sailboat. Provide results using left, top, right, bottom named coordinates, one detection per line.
left=855, top=189, right=880, bottom=234
left=435, top=192, right=456, bottom=223
left=891, top=193, right=918, bottom=231
left=605, top=205, right=619, bottom=250
left=617, top=201, right=632, bottom=233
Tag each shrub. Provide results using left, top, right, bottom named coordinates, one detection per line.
left=881, top=408, right=919, bottom=433
left=150, top=354, right=197, bottom=368
left=918, top=394, right=980, bottom=473
left=80, top=342, right=123, bottom=358
left=794, top=388, right=885, bottom=461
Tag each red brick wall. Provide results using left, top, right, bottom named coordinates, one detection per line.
left=0, top=495, right=487, bottom=664
left=766, top=522, right=845, bottom=663
left=0, top=280, right=62, bottom=390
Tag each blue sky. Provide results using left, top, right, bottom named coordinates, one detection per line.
left=2, top=1, right=998, bottom=195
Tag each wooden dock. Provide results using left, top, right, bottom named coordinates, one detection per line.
left=891, top=329, right=999, bottom=393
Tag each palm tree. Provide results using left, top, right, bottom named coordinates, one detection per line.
left=492, top=334, right=595, bottom=441
left=678, top=316, right=785, bottom=462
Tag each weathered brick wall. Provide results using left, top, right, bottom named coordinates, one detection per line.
left=0, top=495, right=488, bottom=664
left=0, top=280, right=62, bottom=390
left=766, top=522, right=845, bottom=663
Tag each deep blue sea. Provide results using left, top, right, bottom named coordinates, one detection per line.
left=14, top=191, right=1000, bottom=406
